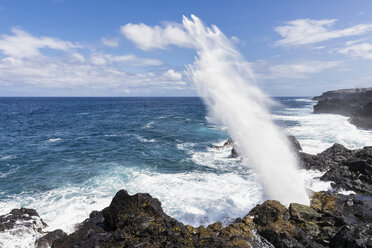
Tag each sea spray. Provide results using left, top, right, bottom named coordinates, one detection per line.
left=183, top=15, right=309, bottom=205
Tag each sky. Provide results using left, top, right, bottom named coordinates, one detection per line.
left=0, top=0, right=371, bottom=96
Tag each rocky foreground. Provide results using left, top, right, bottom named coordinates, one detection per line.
left=1, top=140, right=372, bottom=248
left=313, top=87, right=372, bottom=129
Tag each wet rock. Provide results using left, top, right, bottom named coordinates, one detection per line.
left=319, top=146, right=372, bottom=195
left=231, top=146, right=239, bottom=158
left=214, top=138, right=233, bottom=149
left=35, top=229, right=67, bottom=248
left=0, top=208, right=46, bottom=232
left=288, top=135, right=302, bottom=151
left=298, top=143, right=356, bottom=171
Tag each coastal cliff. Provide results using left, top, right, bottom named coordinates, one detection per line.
left=313, top=88, right=372, bottom=129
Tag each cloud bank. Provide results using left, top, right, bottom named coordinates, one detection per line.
left=0, top=28, right=187, bottom=95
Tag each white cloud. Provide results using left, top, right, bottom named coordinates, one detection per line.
left=312, top=46, right=325, bottom=50
left=120, top=22, right=195, bottom=50
left=0, top=28, right=187, bottom=94
left=101, top=37, right=119, bottom=47
left=337, top=42, right=372, bottom=59
left=163, top=69, right=182, bottom=80
left=275, top=19, right=372, bottom=47
left=254, top=60, right=343, bottom=79
left=89, top=52, right=162, bottom=66
left=0, top=27, right=79, bottom=58
left=345, top=38, right=368, bottom=46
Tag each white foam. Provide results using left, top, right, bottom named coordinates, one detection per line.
left=47, top=138, right=62, bottom=143
left=0, top=155, right=16, bottom=161
left=0, top=215, right=45, bottom=248
left=143, top=121, right=155, bottom=129
left=0, top=167, right=19, bottom=179
left=0, top=162, right=263, bottom=235
left=274, top=102, right=372, bottom=154
left=176, top=142, right=195, bottom=152
left=132, top=134, right=156, bottom=143
left=337, top=189, right=356, bottom=195
left=300, top=169, right=332, bottom=192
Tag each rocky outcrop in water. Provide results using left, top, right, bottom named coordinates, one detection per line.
left=0, top=208, right=67, bottom=248
left=313, top=88, right=372, bottom=129
left=230, top=135, right=302, bottom=158
left=50, top=189, right=269, bottom=248
left=20, top=188, right=370, bottom=248
left=298, top=144, right=372, bottom=196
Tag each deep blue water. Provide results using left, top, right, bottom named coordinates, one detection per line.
left=2, top=96, right=344, bottom=233
left=0, top=97, right=314, bottom=198
left=0, top=98, right=219, bottom=195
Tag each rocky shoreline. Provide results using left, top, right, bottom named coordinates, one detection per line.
left=313, top=88, right=372, bottom=129
left=1, top=138, right=371, bottom=248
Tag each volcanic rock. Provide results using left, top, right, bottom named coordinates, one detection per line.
left=313, top=87, right=372, bottom=129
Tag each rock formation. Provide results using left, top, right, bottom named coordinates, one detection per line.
left=313, top=87, right=372, bottom=129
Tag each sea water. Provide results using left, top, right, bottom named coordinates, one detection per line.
left=0, top=97, right=372, bottom=247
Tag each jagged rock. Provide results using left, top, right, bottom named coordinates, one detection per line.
left=297, top=143, right=371, bottom=195
left=35, top=229, right=67, bottom=248
left=319, top=146, right=372, bottom=195
left=214, top=138, right=233, bottom=149
left=298, top=143, right=355, bottom=171
left=0, top=208, right=46, bottom=232
left=231, top=146, right=239, bottom=158
left=288, top=135, right=302, bottom=151
left=51, top=190, right=260, bottom=248
left=331, top=223, right=372, bottom=248
left=249, top=201, right=321, bottom=247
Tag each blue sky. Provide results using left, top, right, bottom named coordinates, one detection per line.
left=0, top=0, right=371, bottom=96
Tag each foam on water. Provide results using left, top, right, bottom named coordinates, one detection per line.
left=274, top=99, right=372, bottom=154
left=132, top=134, right=156, bottom=143
left=0, top=163, right=263, bottom=234
left=0, top=139, right=337, bottom=247
left=0, top=214, right=45, bottom=248
left=46, top=138, right=62, bottom=143
left=299, top=169, right=332, bottom=193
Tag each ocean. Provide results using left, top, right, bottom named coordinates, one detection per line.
left=1, top=97, right=372, bottom=245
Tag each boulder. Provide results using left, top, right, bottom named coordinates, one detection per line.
left=289, top=203, right=321, bottom=222
left=35, top=229, right=67, bottom=248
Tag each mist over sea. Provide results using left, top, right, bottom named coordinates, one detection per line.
left=1, top=96, right=372, bottom=235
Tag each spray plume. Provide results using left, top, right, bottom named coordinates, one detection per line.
left=183, top=15, right=309, bottom=205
